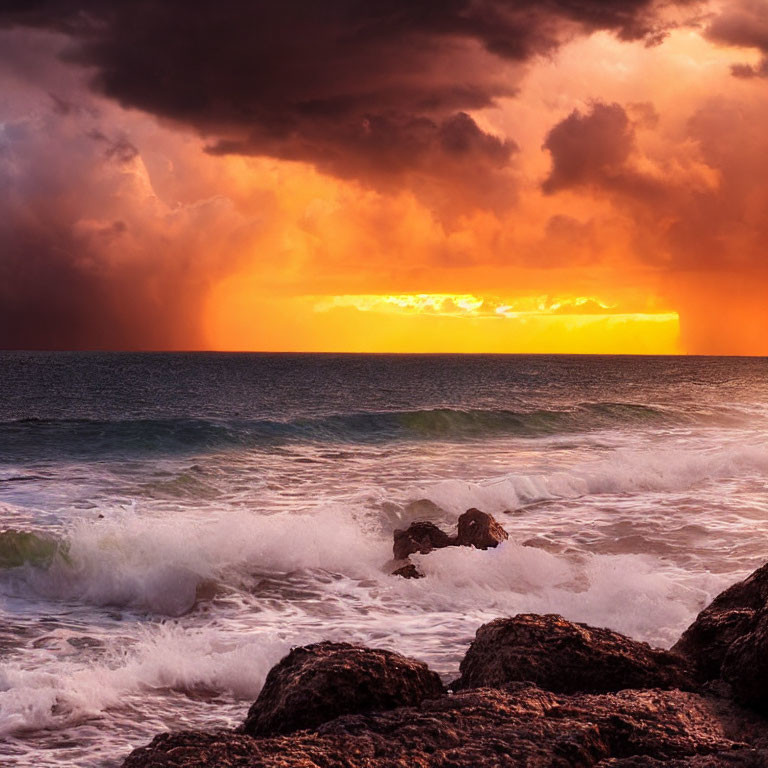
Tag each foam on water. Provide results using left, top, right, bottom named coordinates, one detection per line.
left=417, top=441, right=768, bottom=515
left=1, top=353, right=767, bottom=767
left=1, top=440, right=764, bottom=623
left=0, top=541, right=712, bottom=737
left=0, top=535, right=736, bottom=752
left=1, top=506, right=385, bottom=615
left=406, top=543, right=727, bottom=646
left=0, top=623, right=291, bottom=736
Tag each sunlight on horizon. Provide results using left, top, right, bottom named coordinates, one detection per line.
left=204, top=290, right=681, bottom=354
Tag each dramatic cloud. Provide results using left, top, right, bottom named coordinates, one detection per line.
left=706, top=0, right=768, bottom=77
left=0, top=112, right=252, bottom=349
left=0, top=31, right=266, bottom=350
left=542, top=102, right=636, bottom=192
left=0, top=0, right=687, bottom=192
left=539, top=89, right=768, bottom=354
left=1, top=0, right=766, bottom=354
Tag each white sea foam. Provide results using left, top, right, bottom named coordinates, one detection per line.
left=1, top=438, right=765, bottom=765
left=402, top=541, right=729, bottom=647
left=0, top=623, right=291, bottom=736
left=3, top=352, right=768, bottom=768
left=0, top=541, right=721, bottom=739
left=417, top=441, right=768, bottom=515
left=3, top=441, right=765, bottom=621
left=1, top=505, right=386, bottom=615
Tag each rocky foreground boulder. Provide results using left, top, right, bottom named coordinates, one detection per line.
left=454, top=614, right=696, bottom=694
left=673, top=563, right=768, bottom=680
left=242, top=641, right=444, bottom=737
left=123, top=683, right=768, bottom=767
left=673, top=562, right=768, bottom=710
left=720, top=609, right=768, bottom=711
left=123, top=557, right=768, bottom=768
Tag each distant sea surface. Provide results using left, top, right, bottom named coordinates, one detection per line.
left=1, top=352, right=767, bottom=766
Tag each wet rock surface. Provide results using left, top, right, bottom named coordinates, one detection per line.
left=455, top=507, right=509, bottom=549
left=390, top=562, right=423, bottom=579
left=242, top=641, right=444, bottom=737
left=122, top=683, right=768, bottom=768
left=673, top=562, right=768, bottom=681
left=597, top=755, right=768, bottom=767
left=721, top=610, right=768, bottom=711
left=392, top=520, right=453, bottom=560
left=454, top=614, right=696, bottom=694
left=123, top=560, right=768, bottom=768
left=390, top=508, right=508, bottom=577
left=673, top=561, right=768, bottom=711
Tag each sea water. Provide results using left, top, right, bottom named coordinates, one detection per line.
left=0, top=352, right=766, bottom=766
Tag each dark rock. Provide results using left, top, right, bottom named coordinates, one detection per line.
left=390, top=510, right=508, bottom=573
left=721, top=608, right=768, bottom=711
left=673, top=562, right=768, bottom=681
left=454, top=614, right=696, bottom=694
left=391, top=563, right=423, bottom=579
left=672, top=559, right=768, bottom=711
left=241, top=641, right=444, bottom=737
left=392, top=521, right=453, bottom=560
left=598, top=754, right=768, bottom=767
left=123, top=684, right=767, bottom=768
left=455, top=507, right=509, bottom=549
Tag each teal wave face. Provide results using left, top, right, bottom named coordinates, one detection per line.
left=0, top=530, right=66, bottom=569
left=0, top=403, right=690, bottom=461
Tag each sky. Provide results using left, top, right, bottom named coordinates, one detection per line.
left=1, top=0, right=767, bottom=354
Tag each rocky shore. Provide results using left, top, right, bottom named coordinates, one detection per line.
left=122, top=516, right=768, bottom=767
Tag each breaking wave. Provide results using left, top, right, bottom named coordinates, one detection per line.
left=0, top=507, right=385, bottom=616
left=416, top=442, right=768, bottom=515
left=3, top=439, right=765, bottom=619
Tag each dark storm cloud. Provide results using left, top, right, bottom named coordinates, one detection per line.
left=0, top=216, right=125, bottom=350
left=706, top=0, right=768, bottom=78
left=0, top=38, right=260, bottom=353
left=542, top=102, right=635, bottom=193
left=86, top=130, right=139, bottom=164
left=0, top=0, right=688, bottom=187
left=541, top=101, right=665, bottom=201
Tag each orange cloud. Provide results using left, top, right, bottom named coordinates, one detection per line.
left=1, top=7, right=767, bottom=355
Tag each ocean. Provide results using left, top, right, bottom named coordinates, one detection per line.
left=0, top=351, right=767, bottom=766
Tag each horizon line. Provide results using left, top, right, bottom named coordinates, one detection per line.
left=1, top=349, right=766, bottom=359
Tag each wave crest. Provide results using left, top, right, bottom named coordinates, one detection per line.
left=0, top=402, right=689, bottom=458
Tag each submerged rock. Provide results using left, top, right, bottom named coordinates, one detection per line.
left=454, top=614, right=696, bottom=694
left=242, top=641, right=444, bottom=737
left=673, top=562, right=768, bottom=682
left=402, top=497, right=446, bottom=519
left=390, top=562, right=423, bottom=579
left=392, top=520, right=453, bottom=560
left=455, top=507, right=509, bottom=549
left=123, top=683, right=767, bottom=768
